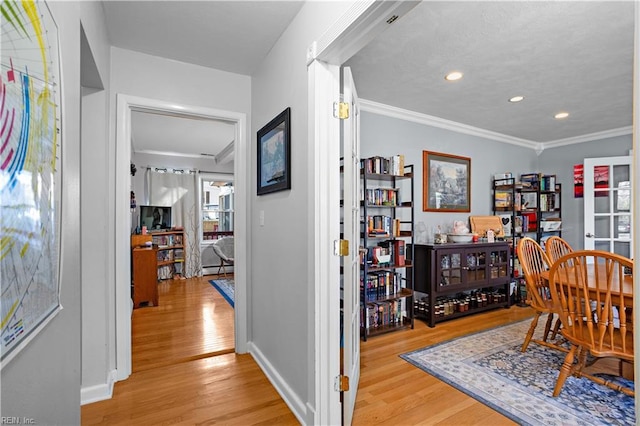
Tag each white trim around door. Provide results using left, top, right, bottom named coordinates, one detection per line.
left=114, top=94, right=248, bottom=381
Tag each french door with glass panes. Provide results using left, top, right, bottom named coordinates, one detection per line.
left=583, top=156, right=632, bottom=258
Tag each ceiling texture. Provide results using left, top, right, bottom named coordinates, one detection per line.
left=103, top=1, right=634, bottom=155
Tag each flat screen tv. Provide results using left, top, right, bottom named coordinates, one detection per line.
left=140, top=205, right=172, bottom=232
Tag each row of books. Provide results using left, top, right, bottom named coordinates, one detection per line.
left=157, top=249, right=184, bottom=262
left=495, top=192, right=558, bottom=212
left=152, top=234, right=183, bottom=247
left=365, top=215, right=402, bottom=237
left=494, top=174, right=558, bottom=192
left=363, top=188, right=400, bottom=206
left=539, top=193, right=560, bottom=211
left=361, top=271, right=402, bottom=301
left=361, top=299, right=404, bottom=329
left=361, top=155, right=405, bottom=176
left=520, top=173, right=557, bottom=191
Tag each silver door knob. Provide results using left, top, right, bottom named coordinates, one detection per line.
left=585, top=233, right=595, bottom=238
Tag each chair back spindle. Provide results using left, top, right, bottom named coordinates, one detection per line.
left=545, top=236, right=573, bottom=264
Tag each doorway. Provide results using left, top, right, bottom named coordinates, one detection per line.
left=114, top=95, right=248, bottom=381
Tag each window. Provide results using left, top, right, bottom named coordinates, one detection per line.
left=200, top=175, right=233, bottom=241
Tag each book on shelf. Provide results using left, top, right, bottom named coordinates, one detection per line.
left=494, top=191, right=512, bottom=208
left=520, top=192, right=537, bottom=209
left=519, top=173, right=539, bottom=189
left=393, top=240, right=405, bottom=266
left=366, top=215, right=400, bottom=237
left=174, top=249, right=184, bottom=261
left=493, top=172, right=512, bottom=181
left=365, top=188, right=400, bottom=206
left=539, top=193, right=558, bottom=211
left=362, top=299, right=403, bottom=329
left=361, top=154, right=406, bottom=176
left=522, top=212, right=537, bottom=231
left=361, top=271, right=400, bottom=301
left=540, top=175, right=556, bottom=191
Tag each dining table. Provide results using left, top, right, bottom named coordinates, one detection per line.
left=540, top=263, right=633, bottom=309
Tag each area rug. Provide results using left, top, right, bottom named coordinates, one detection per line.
left=400, top=318, right=634, bottom=426
left=209, top=279, right=234, bottom=308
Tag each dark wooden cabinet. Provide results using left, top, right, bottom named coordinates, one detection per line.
left=408, top=241, right=511, bottom=327
left=132, top=247, right=159, bottom=308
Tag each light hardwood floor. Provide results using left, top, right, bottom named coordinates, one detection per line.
left=82, top=276, right=536, bottom=425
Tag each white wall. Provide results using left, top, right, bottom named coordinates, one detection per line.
left=361, top=110, right=633, bottom=251
left=250, top=2, right=354, bottom=423
left=0, top=1, right=109, bottom=422
left=78, top=1, right=113, bottom=404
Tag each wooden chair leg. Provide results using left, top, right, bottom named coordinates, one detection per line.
left=542, top=313, right=554, bottom=341
left=550, top=317, right=561, bottom=340
left=553, top=344, right=578, bottom=397
left=521, top=312, right=541, bottom=352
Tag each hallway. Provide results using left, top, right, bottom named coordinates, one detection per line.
left=82, top=276, right=298, bottom=425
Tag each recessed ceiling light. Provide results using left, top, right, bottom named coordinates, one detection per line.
left=509, top=96, right=524, bottom=103
left=554, top=112, right=569, bottom=119
left=445, top=71, right=463, bottom=81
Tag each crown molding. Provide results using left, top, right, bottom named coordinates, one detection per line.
left=133, top=149, right=211, bottom=159
left=359, top=98, right=538, bottom=150
left=359, top=98, right=631, bottom=151
left=540, top=126, right=633, bottom=149
left=215, top=141, right=235, bottom=164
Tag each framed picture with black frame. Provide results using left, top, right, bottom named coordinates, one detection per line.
left=423, top=150, right=471, bottom=212
left=257, top=107, right=291, bottom=195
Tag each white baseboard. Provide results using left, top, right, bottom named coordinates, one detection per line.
left=80, top=369, right=117, bottom=405
left=248, top=342, right=311, bottom=425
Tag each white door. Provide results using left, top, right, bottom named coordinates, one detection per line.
left=341, top=66, right=360, bottom=425
left=583, top=156, right=633, bottom=258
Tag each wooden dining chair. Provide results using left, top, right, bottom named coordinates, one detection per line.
left=545, top=236, right=573, bottom=264
left=548, top=250, right=634, bottom=397
left=516, top=237, right=564, bottom=353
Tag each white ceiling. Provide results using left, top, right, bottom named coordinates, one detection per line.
left=103, top=0, right=303, bottom=160
left=131, top=111, right=235, bottom=159
left=344, top=1, right=634, bottom=145
left=103, top=1, right=634, bottom=154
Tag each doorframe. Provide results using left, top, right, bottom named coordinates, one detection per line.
left=307, top=1, right=419, bottom=423
left=114, top=94, right=248, bottom=381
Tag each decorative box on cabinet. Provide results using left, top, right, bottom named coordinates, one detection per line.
left=408, top=241, right=511, bottom=327
left=132, top=246, right=159, bottom=308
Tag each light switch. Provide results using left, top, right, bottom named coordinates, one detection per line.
left=259, top=210, right=264, bottom=226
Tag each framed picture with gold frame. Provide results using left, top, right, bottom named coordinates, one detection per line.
left=423, top=150, right=470, bottom=212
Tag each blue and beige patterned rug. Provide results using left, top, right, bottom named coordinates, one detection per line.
left=209, top=278, right=234, bottom=308
left=401, top=318, right=634, bottom=425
